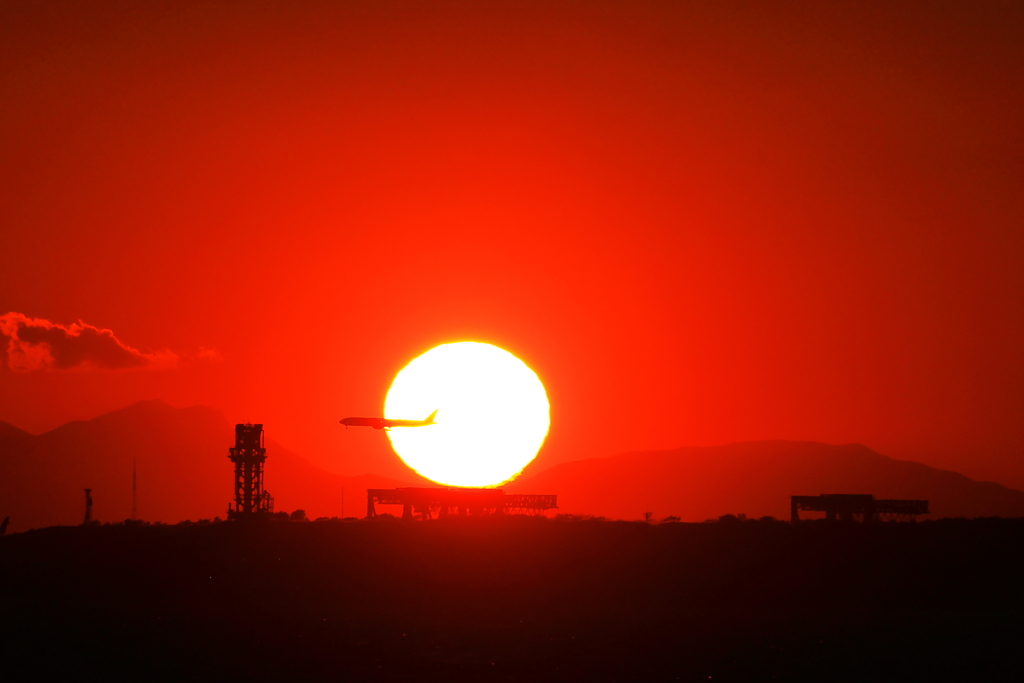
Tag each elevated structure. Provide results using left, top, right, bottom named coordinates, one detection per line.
left=791, top=494, right=929, bottom=523
left=227, top=423, right=273, bottom=520
left=367, top=487, right=557, bottom=520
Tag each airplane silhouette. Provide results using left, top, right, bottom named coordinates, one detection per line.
left=339, top=409, right=438, bottom=430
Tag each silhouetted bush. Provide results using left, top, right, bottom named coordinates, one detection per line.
left=555, top=513, right=607, bottom=521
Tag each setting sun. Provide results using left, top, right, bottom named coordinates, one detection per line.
left=384, top=342, right=550, bottom=487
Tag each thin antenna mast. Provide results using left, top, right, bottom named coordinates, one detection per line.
left=132, top=456, right=138, bottom=521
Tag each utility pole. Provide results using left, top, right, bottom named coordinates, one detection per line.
left=83, top=488, right=93, bottom=525
left=132, top=456, right=138, bottom=521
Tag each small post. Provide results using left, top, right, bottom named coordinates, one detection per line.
left=132, top=457, right=138, bottom=521
left=83, top=488, right=93, bottom=525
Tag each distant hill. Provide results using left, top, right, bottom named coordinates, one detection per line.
left=0, top=420, right=32, bottom=441
left=4, top=404, right=1023, bottom=531
left=510, top=441, right=1024, bottom=521
left=0, top=400, right=415, bottom=532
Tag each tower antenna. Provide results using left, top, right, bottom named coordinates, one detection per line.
left=227, top=423, right=273, bottom=519
left=132, top=456, right=138, bottom=521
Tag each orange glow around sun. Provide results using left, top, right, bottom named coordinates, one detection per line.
left=384, top=342, right=550, bottom=487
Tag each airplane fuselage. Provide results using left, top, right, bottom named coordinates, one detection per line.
left=339, top=410, right=438, bottom=430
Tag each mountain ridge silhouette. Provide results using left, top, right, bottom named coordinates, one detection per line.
left=0, top=399, right=418, bottom=532
left=509, top=440, right=1024, bottom=520
left=0, top=419, right=33, bottom=440
left=3, top=400, right=1023, bottom=531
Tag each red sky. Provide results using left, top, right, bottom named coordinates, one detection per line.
left=2, top=1, right=1022, bottom=488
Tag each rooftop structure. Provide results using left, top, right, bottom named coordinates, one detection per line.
left=367, top=487, right=557, bottom=520
left=791, top=494, right=929, bottom=522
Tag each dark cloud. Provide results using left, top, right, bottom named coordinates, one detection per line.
left=0, top=312, right=178, bottom=372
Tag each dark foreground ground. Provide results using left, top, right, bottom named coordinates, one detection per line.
left=1, top=516, right=1023, bottom=682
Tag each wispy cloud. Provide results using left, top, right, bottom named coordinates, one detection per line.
left=0, top=312, right=179, bottom=372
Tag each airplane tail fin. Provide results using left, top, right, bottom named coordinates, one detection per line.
left=425, top=409, right=438, bottom=424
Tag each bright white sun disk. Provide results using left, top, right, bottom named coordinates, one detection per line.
left=384, top=342, right=550, bottom=487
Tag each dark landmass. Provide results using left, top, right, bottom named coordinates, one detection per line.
left=0, top=400, right=421, bottom=531
left=511, top=441, right=1024, bottom=520
left=1, top=517, right=1022, bottom=681
left=4, top=401, right=1024, bottom=532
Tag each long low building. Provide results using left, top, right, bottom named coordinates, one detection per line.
left=791, top=494, right=929, bottom=522
left=367, top=487, right=558, bottom=519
